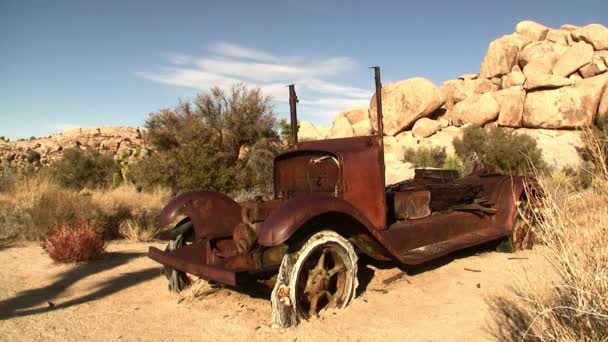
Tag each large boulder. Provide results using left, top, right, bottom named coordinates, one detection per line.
left=412, top=118, right=442, bottom=138
left=439, top=78, right=496, bottom=107
left=479, top=34, right=526, bottom=78
left=552, top=42, right=594, bottom=77
left=501, top=65, right=527, bottom=88
left=579, top=55, right=607, bottom=78
left=597, top=86, right=608, bottom=128
left=523, top=73, right=608, bottom=128
left=419, top=126, right=464, bottom=155
left=514, top=128, right=584, bottom=169
left=326, top=116, right=354, bottom=139
left=518, top=41, right=561, bottom=76
left=298, top=121, right=323, bottom=141
left=385, top=160, right=415, bottom=185
left=546, top=29, right=568, bottom=45
left=515, top=20, right=549, bottom=41
left=370, top=78, right=443, bottom=136
left=524, top=73, right=574, bottom=90
left=352, top=119, right=372, bottom=136
left=340, top=107, right=369, bottom=125
left=451, top=92, right=500, bottom=126
left=495, top=86, right=526, bottom=127
left=383, top=136, right=405, bottom=161
left=571, top=24, right=608, bottom=51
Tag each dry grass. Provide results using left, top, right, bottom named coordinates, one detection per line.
left=491, top=131, right=608, bottom=341
left=0, top=177, right=170, bottom=242
left=118, top=215, right=160, bottom=242
left=178, top=278, right=224, bottom=301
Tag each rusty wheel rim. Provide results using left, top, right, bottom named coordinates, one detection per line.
left=295, top=243, right=349, bottom=319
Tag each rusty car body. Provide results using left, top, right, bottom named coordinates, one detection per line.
left=148, top=67, right=534, bottom=327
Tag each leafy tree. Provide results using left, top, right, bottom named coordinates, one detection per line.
left=49, top=148, right=118, bottom=189
left=133, top=83, right=280, bottom=193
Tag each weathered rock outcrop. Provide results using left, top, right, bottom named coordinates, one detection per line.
left=451, top=92, right=500, bottom=126
left=412, top=118, right=442, bottom=138
left=369, top=78, right=444, bottom=135
left=0, top=127, right=147, bottom=170
left=523, top=73, right=608, bottom=128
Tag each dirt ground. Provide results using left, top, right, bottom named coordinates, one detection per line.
left=0, top=241, right=552, bottom=341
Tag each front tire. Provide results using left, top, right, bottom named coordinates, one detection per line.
left=163, top=221, right=194, bottom=292
left=271, top=230, right=358, bottom=328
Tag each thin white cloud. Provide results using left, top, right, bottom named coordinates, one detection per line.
left=210, top=42, right=279, bottom=62
left=139, top=42, right=370, bottom=123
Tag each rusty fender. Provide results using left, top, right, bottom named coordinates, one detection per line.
left=489, top=175, right=531, bottom=231
left=256, top=193, right=378, bottom=246
left=158, top=191, right=241, bottom=240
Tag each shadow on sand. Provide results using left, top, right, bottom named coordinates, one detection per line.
left=0, top=251, right=159, bottom=320
left=356, top=239, right=503, bottom=295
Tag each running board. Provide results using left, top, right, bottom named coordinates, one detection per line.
left=398, top=227, right=506, bottom=265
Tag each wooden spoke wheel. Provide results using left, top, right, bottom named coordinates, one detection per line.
left=271, top=230, right=358, bottom=327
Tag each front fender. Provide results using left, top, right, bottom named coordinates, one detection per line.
left=159, top=191, right=241, bottom=240
left=256, top=194, right=377, bottom=247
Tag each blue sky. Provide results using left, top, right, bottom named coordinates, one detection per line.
left=1, top=0, right=606, bottom=139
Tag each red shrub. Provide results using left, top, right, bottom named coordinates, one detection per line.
left=41, top=221, right=105, bottom=262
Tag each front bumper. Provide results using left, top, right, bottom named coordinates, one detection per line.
left=148, top=245, right=238, bottom=286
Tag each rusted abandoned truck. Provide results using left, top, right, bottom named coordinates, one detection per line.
left=148, top=67, right=534, bottom=327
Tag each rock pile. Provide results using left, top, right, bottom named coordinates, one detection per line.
left=0, top=127, right=148, bottom=170
left=300, top=21, right=608, bottom=184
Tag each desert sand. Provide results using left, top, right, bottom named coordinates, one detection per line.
left=0, top=241, right=552, bottom=341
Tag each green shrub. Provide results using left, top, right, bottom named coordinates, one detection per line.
left=402, top=146, right=447, bottom=168
left=453, top=126, right=546, bottom=174
left=25, top=149, right=41, bottom=164
left=48, top=147, right=118, bottom=189
left=442, top=154, right=464, bottom=172
left=134, top=83, right=280, bottom=194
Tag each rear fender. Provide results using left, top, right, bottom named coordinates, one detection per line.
left=256, top=194, right=392, bottom=260
left=491, top=176, right=532, bottom=231
left=159, top=191, right=241, bottom=240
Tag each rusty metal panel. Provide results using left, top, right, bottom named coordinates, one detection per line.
left=394, top=191, right=431, bottom=220
left=241, top=199, right=283, bottom=223
left=295, top=135, right=387, bottom=229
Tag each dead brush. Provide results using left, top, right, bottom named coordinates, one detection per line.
left=178, top=278, right=224, bottom=301
left=118, top=212, right=160, bottom=242
left=490, top=130, right=608, bottom=341
left=41, top=221, right=105, bottom=263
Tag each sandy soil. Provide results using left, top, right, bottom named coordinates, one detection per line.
left=0, top=241, right=553, bottom=341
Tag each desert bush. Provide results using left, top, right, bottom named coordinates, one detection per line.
left=442, top=154, right=464, bottom=172
left=118, top=212, right=159, bottom=242
left=453, top=125, right=546, bottom=175
left=0, top=163, right=16, bottom=192
left=402, top=146, right=447, bottom=168
left=133, top=83, right=280, bottom=194
left=42, top=221, right=105, bottom=262
left=0, top=177, right=94, bottom=240
left=0, top=176, right=170, bottom=242
left=48, top=147, right=118, bottom=190
left=27, top=185, right=95, bottom=240
left=490, top=131, right=608, bottom=341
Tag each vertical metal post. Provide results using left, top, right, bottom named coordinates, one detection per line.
left=288, top=84, right=299, bottom=147
left=372, top=66, right=384, bottom=140
left=371, top=66, right=386, bottom=192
